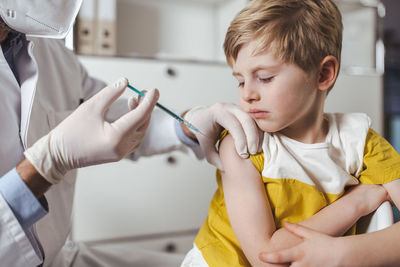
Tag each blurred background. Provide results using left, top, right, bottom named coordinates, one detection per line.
left=65, top=0, right=400, bottom=257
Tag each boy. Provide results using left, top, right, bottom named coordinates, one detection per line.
left=182, top=0, right=400, bottom=266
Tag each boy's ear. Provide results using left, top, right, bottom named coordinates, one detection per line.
left=318, top=56, right=339, bottom=92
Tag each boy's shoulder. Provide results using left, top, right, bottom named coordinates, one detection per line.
left=325, top=113, right=371, bottom=130
left=325, top=112, right=371, bottom=144
left=326, top=113, right=371, bottom=176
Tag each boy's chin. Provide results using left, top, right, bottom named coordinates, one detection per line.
left=255, top=120, right=281, bottom=133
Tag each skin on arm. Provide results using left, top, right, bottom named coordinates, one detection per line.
left=16, top=159, right=52, bottom=199
left=219, top=134, right=276, bottom=266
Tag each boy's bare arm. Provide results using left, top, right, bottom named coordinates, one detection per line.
left=220, top=135, right=277, bottom=266
left=266, top=183, right=388, bottom=253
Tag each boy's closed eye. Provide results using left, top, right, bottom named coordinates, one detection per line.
left=238, top=81, right=245, bottom=88
left=236, top=76, right=274, bottom=88
left=258, top=76, right=274, bottom=83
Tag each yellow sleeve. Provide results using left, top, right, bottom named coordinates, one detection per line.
left=249, top=153, right=264, bottom=174
left=359, top=129, right=400, bottom=184
left=220, top=129, right=264, bottom=173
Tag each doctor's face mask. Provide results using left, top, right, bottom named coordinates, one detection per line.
left=0, top=0, right=82, bottom=39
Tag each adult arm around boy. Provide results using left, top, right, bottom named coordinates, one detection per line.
left=260, top=221, right=400, bottom=267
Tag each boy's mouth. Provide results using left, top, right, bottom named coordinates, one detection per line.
left=248, top=109, right=269, bottom=119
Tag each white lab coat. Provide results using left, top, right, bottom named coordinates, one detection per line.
left=0, top=37, right=200, bottom=267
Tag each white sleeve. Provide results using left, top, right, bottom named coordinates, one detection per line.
left=0, top=195, right=42, bottom=266
left=128, top=109, right=204, bottom=160
left=78, top=64, right=107, bottom=101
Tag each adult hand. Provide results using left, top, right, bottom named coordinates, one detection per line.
left=184, top=103, right=262, bottom=170
left=259, top=222, right=345, bottom=267
left=24, top=78, right=159, bottom=184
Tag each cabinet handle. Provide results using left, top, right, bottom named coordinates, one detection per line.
left=166, top=156, right=177, bottom=165
left=166, top=67, right=177, bottom=77
left=164, top=242, right=177, bottom=253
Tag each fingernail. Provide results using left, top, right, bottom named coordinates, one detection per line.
left=151, top=88, right=160, bottom=99
left=260, top=253, right=274, bottom=261
left=239, top=152, right=249, bottom=158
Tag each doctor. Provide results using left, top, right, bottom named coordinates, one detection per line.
left=0, top=1, right=261, bottom=266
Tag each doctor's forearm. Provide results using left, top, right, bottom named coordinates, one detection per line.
left=16, top=159, right=51, bottom=199
left=337, top=222, right=400, bottom=266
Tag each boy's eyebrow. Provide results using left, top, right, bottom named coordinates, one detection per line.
left=251, top=64, right=280, bottom=72
left=232, top=65, right=280, bottom=76
left=232, top=71, right=242, bottom=76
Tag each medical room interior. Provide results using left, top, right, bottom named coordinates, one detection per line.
left=65, top=0, right=400, bottom=263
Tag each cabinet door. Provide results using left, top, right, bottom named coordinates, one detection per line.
left=78, top=56, right=238, bottom=107
left=73, top=56, right=237, bottom=242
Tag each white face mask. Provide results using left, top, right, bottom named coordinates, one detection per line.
left=0, top=0, right=82, bottom=39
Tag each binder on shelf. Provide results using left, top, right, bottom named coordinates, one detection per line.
left=96, top=0, right=117, bottom=56
left=76, top=0, right=97, bottom=55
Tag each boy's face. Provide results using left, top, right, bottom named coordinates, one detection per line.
left=232, top=41, right=321, bottom=135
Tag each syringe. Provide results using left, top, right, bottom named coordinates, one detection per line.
left=127, top=84, right=203, bottom=134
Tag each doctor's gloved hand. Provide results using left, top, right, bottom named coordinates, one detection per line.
left=184, top=103, right=262, bottom=170
left=24, top=78, right=159, bottom=184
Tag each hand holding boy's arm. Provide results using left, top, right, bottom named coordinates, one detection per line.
left=219, top=135, right=277, bottom=266
left=260, top=221, right=400, bottom=267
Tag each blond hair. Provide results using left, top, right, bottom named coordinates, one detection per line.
left=223, top=0, right=343, bottom=73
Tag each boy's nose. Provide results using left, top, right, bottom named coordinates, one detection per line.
left=242, top=84, right=260, bottom=103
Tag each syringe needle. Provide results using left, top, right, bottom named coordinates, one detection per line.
left=127, top=84, right=206, bottom=136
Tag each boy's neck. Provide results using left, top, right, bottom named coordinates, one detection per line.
left=279, top=98, right=329, bottom=144
left=280, top=116, right=329, bottom=144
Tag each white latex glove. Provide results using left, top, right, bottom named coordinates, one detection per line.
left=184, top=103, right=262, bottom=170
left=24, top=78, right=159, bottom=184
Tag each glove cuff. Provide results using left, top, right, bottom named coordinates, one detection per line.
left=183, top=106, right=207, bottom=133
left=24, top=134, right=66, bottom=184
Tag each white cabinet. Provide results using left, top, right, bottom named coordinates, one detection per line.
left=69, top=0, right=248, bottom=61
left=115, top=0, right=247, bottom=62
left=335, top=0, right=385, bottom=74
left=72, top=56, right=237, bottom=243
